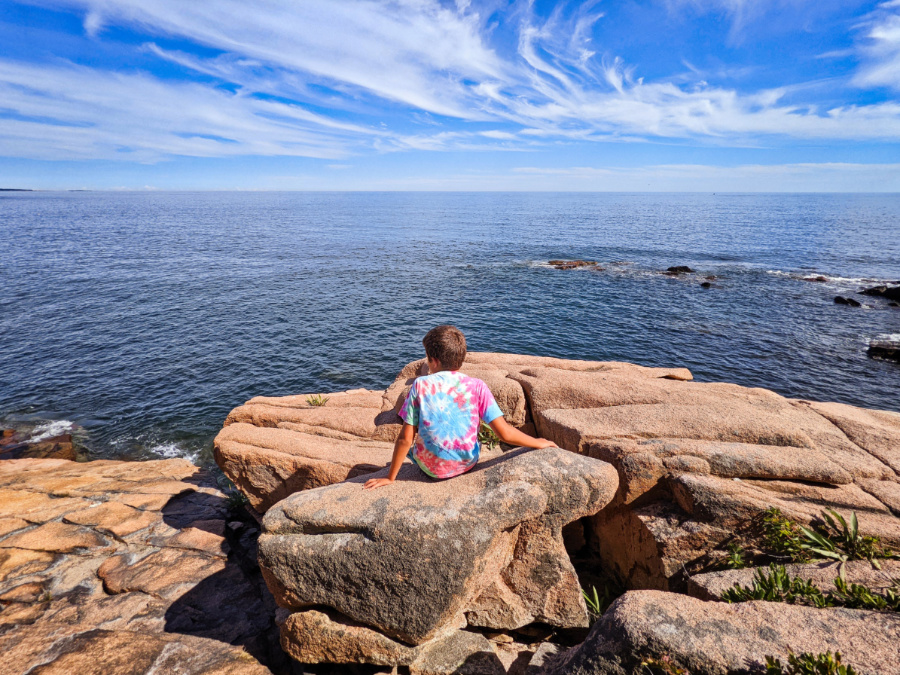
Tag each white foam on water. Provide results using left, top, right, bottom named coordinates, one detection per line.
left=150, top=442, right=199, bottom=464
left=26, top=420, right=75, bottom=443
left=765, top=269, right=891, bottom=285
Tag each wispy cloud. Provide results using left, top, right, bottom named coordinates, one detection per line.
left=853, top=0, right=900, bottom=91
left=2, top=0, right=900, bottom=164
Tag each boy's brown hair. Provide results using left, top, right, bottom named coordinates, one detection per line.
left=423, top=325, right=467, bottom=371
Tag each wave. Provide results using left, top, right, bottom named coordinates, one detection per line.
left=149, top=441, right=199, bottom=464
left=26, top=420, right=75, bottom=443
left=765, top=270, right=897, bottom=286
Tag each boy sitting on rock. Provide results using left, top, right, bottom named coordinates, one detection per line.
left=364, top=325, right=557, bottom=489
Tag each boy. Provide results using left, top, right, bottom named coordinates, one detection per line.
left=364, top=325, right=557, bottom=490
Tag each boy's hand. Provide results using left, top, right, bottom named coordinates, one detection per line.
left=363, top=477, right=395, bottom=490
left=534, top=438, right=558, bottom=449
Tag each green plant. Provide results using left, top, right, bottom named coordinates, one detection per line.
left=39, top=591, right=53, bottom=603
left=722, top=542, right=748, bottom=569
left=478, top=421, right=500, bottom=451
left=225, top=489, right=250, bottom=511
left=757, top=508, right=811, bottom=562
left=723, top=565, right=900, bottom=614
left=765, top=651, right=857, bottom=675
left=306, top=394, right=329, bottom=407
left=581, top=584, right=609, bottom=618
left=831, top=577, right=900, bottom=612
left=722, top=565, right=831, bottom=607
left=800, top=509, right=894, bottom=569
left=641, top=655, right=689, bottom=674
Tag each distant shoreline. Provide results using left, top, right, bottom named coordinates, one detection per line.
left=0, top=188, right=33, bottom=191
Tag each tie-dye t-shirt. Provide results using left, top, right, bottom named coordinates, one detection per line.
left=399, top=371, right=503, bottom=479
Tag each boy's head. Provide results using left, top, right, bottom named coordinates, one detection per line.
left=423, top=325, right=467, bottom=371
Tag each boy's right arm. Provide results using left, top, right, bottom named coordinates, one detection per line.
left=363, top=422, right=416, bottom=490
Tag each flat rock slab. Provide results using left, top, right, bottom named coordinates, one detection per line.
left=688, top=559, right=900, bottom=601
left=546, top=590, right=900, bottom=675
left=0, top=457, right=280, bottom=674
left=260, top=447, right=618, bottom=645
left=214, top=423, right=395, bottom=512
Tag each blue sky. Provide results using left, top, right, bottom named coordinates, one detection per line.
left=1, top=0, right=899, bottom=190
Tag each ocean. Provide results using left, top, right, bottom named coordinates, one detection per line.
left=1, top=191, right=898, bottom=465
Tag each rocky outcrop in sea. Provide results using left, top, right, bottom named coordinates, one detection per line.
left=3, top=352, right=899, bottom=674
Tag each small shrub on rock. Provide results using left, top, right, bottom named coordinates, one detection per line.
left=305, top=394, right=329, bottom=406
left=831, top=577, right=900, bottom=612
left=758, top=508, right=812, bottom=562
left=723, top=564, right=900, bottom=613
left=765, top=651, right=857, bottom=675
left=641, top=655, right=690, bottom=674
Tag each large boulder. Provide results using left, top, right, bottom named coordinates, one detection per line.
left=258, top=447, right=618, bottom=648
left=546, top=591, right=900, bottom=675
left=521, top=365, right=900, bottom=590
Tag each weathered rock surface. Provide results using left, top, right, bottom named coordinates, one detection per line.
left=215, top=423, right=395, bottom=512
left=522, top=364, right=900, bottom=589
left=259, top=447, right=618, bottom=647
left=0, top=457, right=285, bottom=674
left=214, top=350, right=900, bottom=671
left=280, top=609, right=506, bottom=673
left=687, top=559, right=900, bottom=601
left=546, top=591, right=900, bottom=675
left=220, top=351, right=900, bottom=597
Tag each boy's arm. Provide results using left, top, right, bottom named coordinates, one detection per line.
left=364, top=422, right=416, bottom=490
left=488, top=416, right=557, bottom=449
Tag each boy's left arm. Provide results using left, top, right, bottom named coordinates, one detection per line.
left=488, top=416, right=557, bottom=449
left=364, top=422, right=416, bottom=490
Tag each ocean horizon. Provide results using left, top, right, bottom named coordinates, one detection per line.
left=2, top=190, right=898, bottom=465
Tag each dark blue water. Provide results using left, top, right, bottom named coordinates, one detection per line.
left=1, top=192, right=898, bottom=464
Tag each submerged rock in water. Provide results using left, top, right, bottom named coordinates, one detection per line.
left=665, top=265, right=694, bottom=275
left=868, top=337, right=900, bottom=363
left=548, top=259, right=599, bottom=270
left=834, top=296, right=861, bottom=307
left=860, top=284, right=900, bottom=302
left=0, top=428, right=78, bottom=461
left=258, top=447, right=618, bottom=646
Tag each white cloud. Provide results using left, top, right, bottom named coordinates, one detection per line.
left=3, top=0, right=900, bottom=163
left=854, top=2, right=900, bottom=91
left=355, top=162, right=900, bottom=191
left=0, top=58, right=378, bottom=160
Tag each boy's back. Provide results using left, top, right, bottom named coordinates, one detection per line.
left=400, top=370, right=502, bottom=479
left=364, top=325, right=556, bottom=491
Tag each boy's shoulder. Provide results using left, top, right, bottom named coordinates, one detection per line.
left=413, top=371, right=488, bottom=391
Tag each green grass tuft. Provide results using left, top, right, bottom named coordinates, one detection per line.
left=478, top=421, right=500, bottom=451
left=306, top=394, right=330, bottom=407
left=722, top=564, right=831, bottom=607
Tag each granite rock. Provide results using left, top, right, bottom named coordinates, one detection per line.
left=546, top=590, right=900, bottom=675
left=259, top=447, right=618, bottom=645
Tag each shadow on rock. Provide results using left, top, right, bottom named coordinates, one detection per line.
left=159, top=474, right=298, bottom=674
